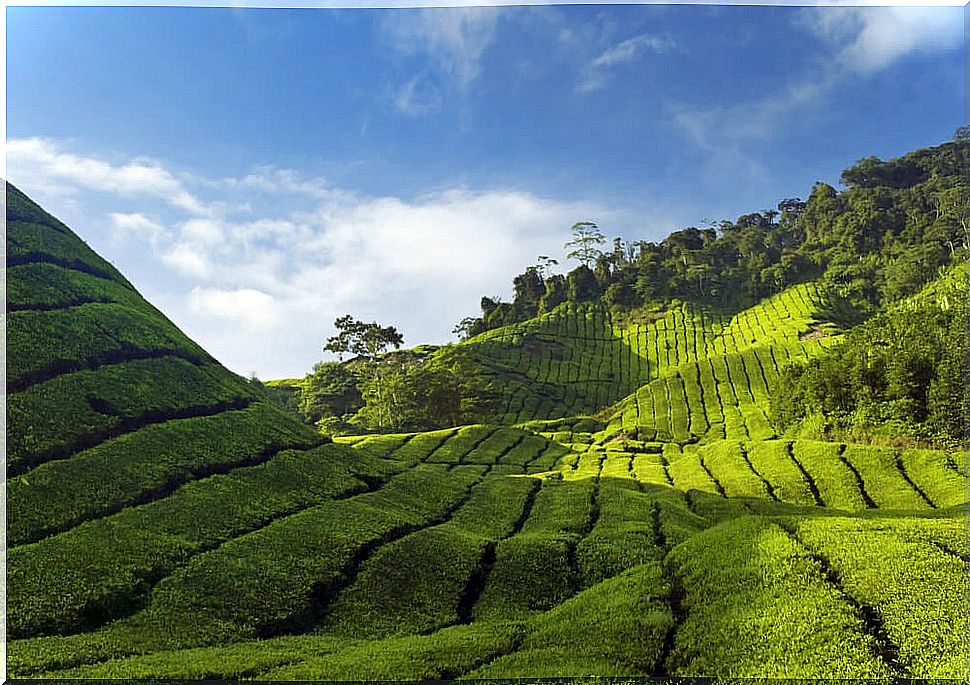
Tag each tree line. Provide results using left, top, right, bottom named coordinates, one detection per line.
left=457, top=137, right=970, bottom=338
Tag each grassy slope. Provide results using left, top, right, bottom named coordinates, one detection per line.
left=8, top=183, right=967, bottom=680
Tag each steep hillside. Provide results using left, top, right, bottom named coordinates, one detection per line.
left=7, top=182, right=966, bottom=681
left=6, top=183, right=378, bottom=636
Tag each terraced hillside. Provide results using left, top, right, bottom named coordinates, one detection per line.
left=8, top=183, right=967, bottom=681
left=462, top=283, right=840, bottom=437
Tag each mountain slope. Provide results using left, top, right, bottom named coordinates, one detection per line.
left=5, top=183, right=369, bottom=638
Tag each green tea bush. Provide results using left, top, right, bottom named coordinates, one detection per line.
left=9, top=403, right=314, bottom=545
left=841, top=445, right=931, bottom=510
left=745, top=440, right=817, bottom=507
left=792, top=440, right=866, bottom=511
left=8, top=357, right=251, bottom=474
left=791, top=515, right=964, bottom=677
left=9, top=304, right=210, bottom=390
left=900, top=449, right=965, bottom=508
left=666, top=516, right=895, bottom=678
left=7, top=262, right=143, bottom=311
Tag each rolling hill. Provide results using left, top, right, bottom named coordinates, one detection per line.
left=6, top=181, right=967, bottom=681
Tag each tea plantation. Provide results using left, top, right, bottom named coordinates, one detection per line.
left=6, top=181, right=967, bottom=681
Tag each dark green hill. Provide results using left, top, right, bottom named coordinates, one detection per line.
left=6, top=182, right=377, bottom=637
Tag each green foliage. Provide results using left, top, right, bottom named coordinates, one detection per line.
left=566, top=264, right=600, bottom=301
left=471, top=563, right=673, bottom=677
left=7, top=262, right=144, bottom=311
left=8, top=304, right=211, bottom=390
left=298, top=361, right=362, bottom=425
left=790, top=515, right=965, bottom=678
left=899, top=448, right=965, bottom=508
left=324, top=315, right=404, bottom=360
left=8, top=143, right=970, bottom=682
left=465, top=139, right=969, bottom=336
left=538, top=273, right=567, bottom=313
left=8, top=357, right=252, bottom=476
left=771, top=278, right=967, bottom=446
left=791, top=440, right=868, bottom=511
left=8, top=402, right=317, bottom=548
left=574, top=480, right=662, bottom=586
left=319, top=476, right=536, bottom=638
left=564, top=221, right=606, bottom=268
left=666, top=516, right=895, bottom=678
left=350, top=346, right=498, bottom=432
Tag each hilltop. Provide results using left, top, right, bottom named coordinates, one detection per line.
left=6, top=133, right=968, bottom=681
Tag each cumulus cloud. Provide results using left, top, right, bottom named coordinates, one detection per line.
left=6, top=138, right=608, bottom=378
left=108, top=212, right=170, bottom=246
left=162, top=242, right=212, bottom=278
left=188, top=287, right=280, bottom=330
left=799, top=6, right=963, bottom=76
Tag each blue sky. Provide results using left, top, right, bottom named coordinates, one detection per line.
left=7, top=4, right=965, bottom=378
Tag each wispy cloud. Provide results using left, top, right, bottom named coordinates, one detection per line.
left=578, top=33, right=677, bottom=93
left=797, top=6, right=963, bottom=76
left=7, top=138, right=607, bottom=378
left=381, top=7, right=500, bottom=115
left=667, top=6, right=961, bottom=180
left=392, top=73, right=444, bottom=116
left=592, top=33, right=676, bottom=69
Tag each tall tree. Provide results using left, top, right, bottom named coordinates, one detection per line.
left=565, top=221, right=606, bottom=268
left=536, top=255, right=559, bottom=279
left=324, top=315, right=404, bottom=429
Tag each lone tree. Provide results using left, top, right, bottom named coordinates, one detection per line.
left=324, top=315, right=404, bottom=361
left=324, top=315, right=404, bottom=430
left=565, top=221, right=605, bottom=268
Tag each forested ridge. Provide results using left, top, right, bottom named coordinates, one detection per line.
left=6, top=135, right=967, bottom=681
left=286, top=137, right=969, bottom=447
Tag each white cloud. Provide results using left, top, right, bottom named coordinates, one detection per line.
left=219, top=166, right=334, bottom=199
left=591, top=33, right=676, bottom=68
left=578, top=33, right=677, bottom=93
left=383, top=7, right=500, bottom=88
left=188, top=287, right=280, bottom=330
left=7, top=137, right=213, bottom=216
left=8, top=139, right=611, bottom=378
left=162, top=243, right=212, bottom=278
left=108, top=212, right=170, bottom=246
left=799, top=6, right=963, bottom=75
left=181, top=218, right=225, bottom=245
left=381, top=7, right=500, bottom=115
